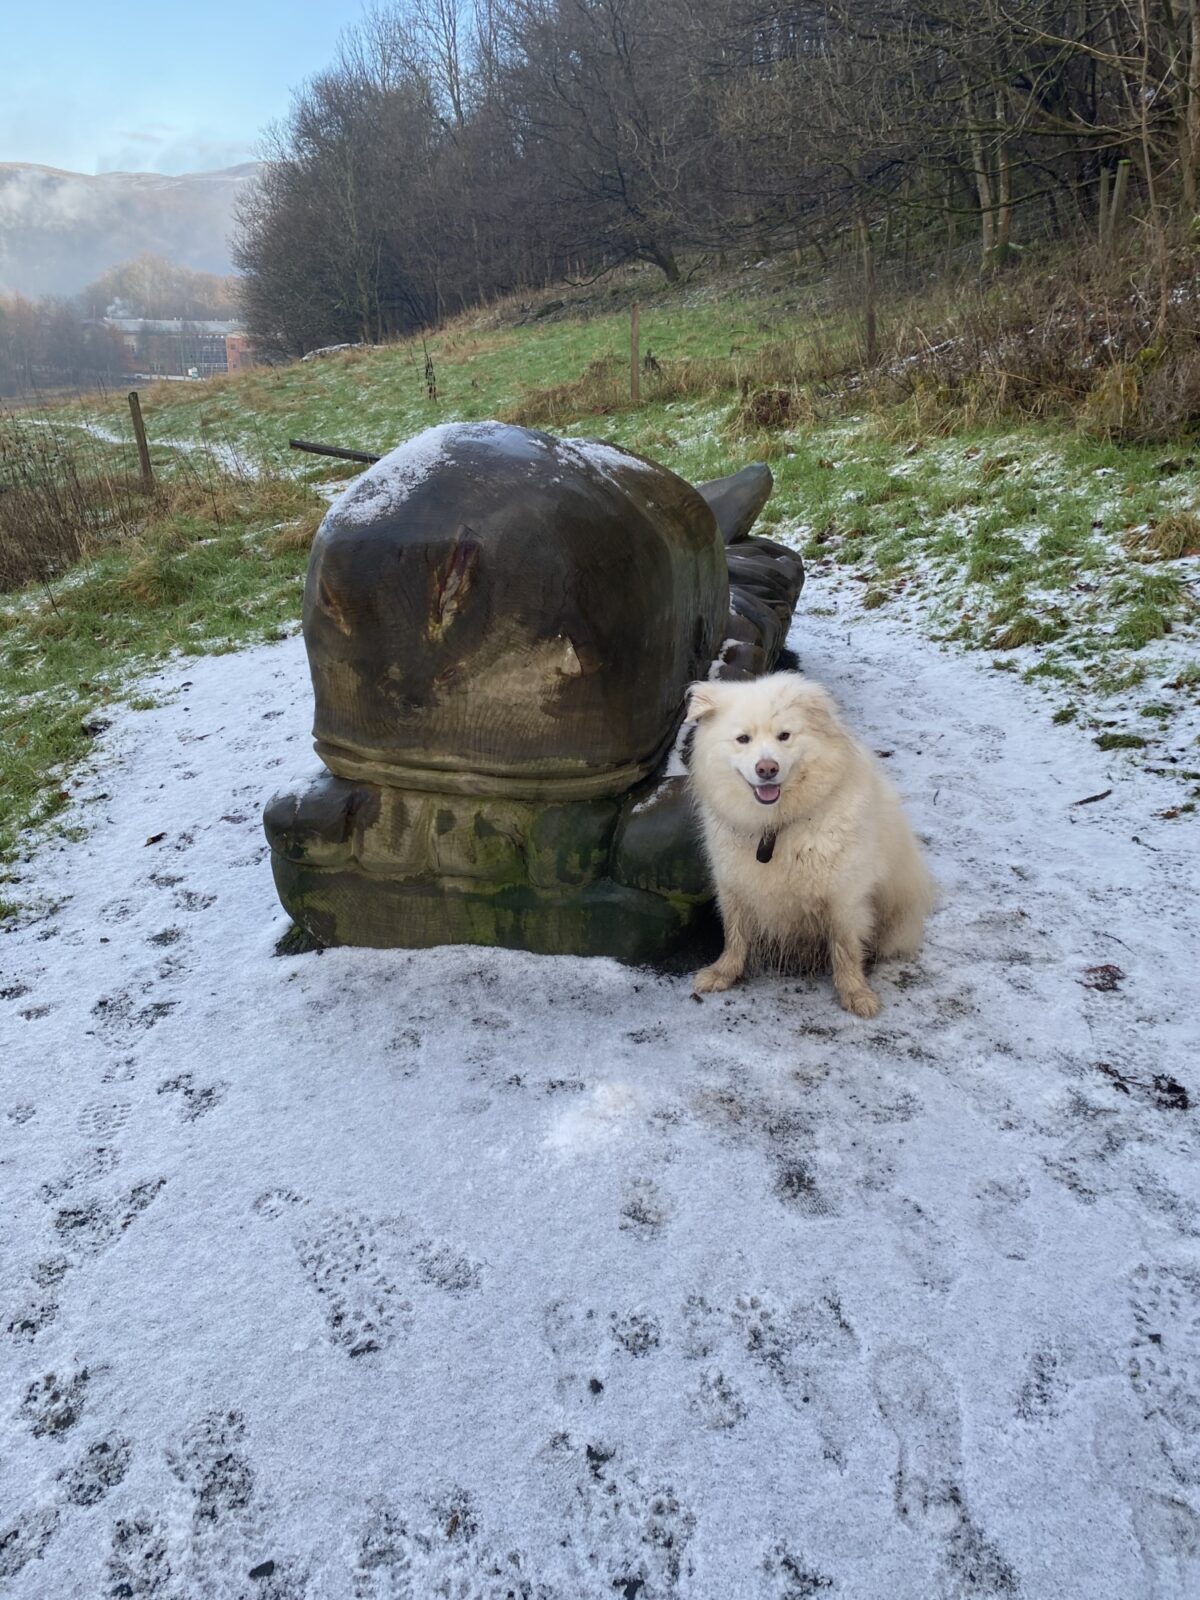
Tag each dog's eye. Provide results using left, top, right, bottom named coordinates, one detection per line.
left=735, top=734, right=750, bottom=745
left=778, top=731, right=790, bottom=742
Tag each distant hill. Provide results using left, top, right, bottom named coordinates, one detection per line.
left=0, top=162, right=262, bottom=298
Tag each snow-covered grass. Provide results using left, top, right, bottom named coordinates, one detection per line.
left=0, top=472, right=321, bottom=875
left=773, top=423, right=1200, bottom=794
left=559, top=407, right=1199, bottom=801
left=5, top=301, right=1198, bottom=906
left=2, top=598, right=1197, bottom=1597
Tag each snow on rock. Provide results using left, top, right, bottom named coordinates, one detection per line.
left=560, top=436, right=659, bottom=482
left=328, top=426, right=663, bottom=532
left=1, top=598, right=1198, bottom=1598
left=327, top=423, right=459, bottom=526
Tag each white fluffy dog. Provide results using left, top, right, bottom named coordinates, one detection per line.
left=686, top=672, right=935, bottom=1017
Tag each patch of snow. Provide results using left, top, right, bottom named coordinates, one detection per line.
left=662, top=716, right=694, bottom=780
left=330, top=424, right=457, bottom=526
left=560, top=436, right=658, bottom=482
left=1, top=601, right=1198, bottom=1596
left=26, top=416, right=258, bottom=479
left=546, top=1083, right=646, bottom=1151
left=301, top=343, right=365, bottom=361
left=330, top=421, right=524, bottom=526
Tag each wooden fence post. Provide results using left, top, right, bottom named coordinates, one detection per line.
left=1103, top=160, right=1131, bottom=257
left=631, top=303, right=641, bottom=405
left=128, top=391, right=154, bottom=492
left=860, top=216, right=878, bottom=367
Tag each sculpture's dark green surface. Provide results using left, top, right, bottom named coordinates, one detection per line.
left=264, top=421, right=804, bottom=961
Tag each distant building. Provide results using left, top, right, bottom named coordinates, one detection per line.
left=101, top=318, right=255, bottom=379
left=223, top=332, right=255, bottom=372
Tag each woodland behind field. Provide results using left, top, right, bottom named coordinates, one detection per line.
left=236, top=1, right=1200, bottom=353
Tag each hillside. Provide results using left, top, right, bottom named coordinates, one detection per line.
left=59, top=288, right=1200, bottom=776
left=0, top=162, right=260, bottom=297
left=2, top=272, right=1197, bottom=873
left=2, top=285, right=1198, bottom=1593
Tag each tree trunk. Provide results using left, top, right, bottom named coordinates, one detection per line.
left=969, top=119, right=996, bottom=258
left=859, top=214, right=878, bottom=367
left=645, top=244, right=680, bottom=283
left=993, top=93, right=1012, bottom=260
left=1186, top=0, right=1200, bottom=212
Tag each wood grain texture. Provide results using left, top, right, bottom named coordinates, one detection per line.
left=303, top=423, right=728, bottom=799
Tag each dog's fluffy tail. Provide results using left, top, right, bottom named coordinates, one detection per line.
left=875, top=799, right=937, bottom=961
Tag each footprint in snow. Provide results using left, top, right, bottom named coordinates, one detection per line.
left=77, top=1099, right=132, bottom=1138
left=19, top=1367, right=92, bottom=1437
left=561, top=1440, right=695, bottom=1599
left=734, top=1287, right=861, bottom=1471
left=872, top=1344, right=1019, bottom=1595
left=157, top=1072, right=228, bottom=1123
left=59, top=1435, right=134, bottom=1506
left=51, top=1177, right=167, bottom=1259
left=256, top=1196, right=482, bottom=1358
left=1092, top=1393, right=1200, bottom=1583
left=0, top=1507, right=60, bottom=1581
left=353, top=1488, right=550, bottom=1600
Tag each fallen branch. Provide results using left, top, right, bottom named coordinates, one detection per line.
left=288, top=439, right=381, bottom=465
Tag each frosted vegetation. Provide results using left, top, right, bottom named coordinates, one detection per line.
left=2, top=287, right=1198, bottom=896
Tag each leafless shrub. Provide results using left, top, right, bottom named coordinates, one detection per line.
left=0, top=412, right=308, bottom=595
left=866, top=246, right=1200, bottom=442
left=0, top=414, right=145, bottom=591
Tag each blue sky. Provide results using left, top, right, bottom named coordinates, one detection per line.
left=2, top=0, right=368, bottom=175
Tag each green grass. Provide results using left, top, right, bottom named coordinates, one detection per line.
left=55, top=297, right=859, bottom=474
left=1114, top=603, right=1172, bottom=650
left=0, top=473, right=321, bottom=877
left=991, top=612, right=1065, bottom=650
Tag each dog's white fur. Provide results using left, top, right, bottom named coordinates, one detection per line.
left=686, top=672, right=935, bottom=1017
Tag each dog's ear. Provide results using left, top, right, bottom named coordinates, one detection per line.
left=788, top=680, right=845, bottom=737
left=685, top=681, right=721, bottom=722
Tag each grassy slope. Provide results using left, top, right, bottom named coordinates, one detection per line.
left=0, top=466, right=322, bottom=894
left=3, top=285, right=1198, bottom=899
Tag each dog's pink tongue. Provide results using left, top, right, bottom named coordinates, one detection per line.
left=754, top=783, right=781, bottom=805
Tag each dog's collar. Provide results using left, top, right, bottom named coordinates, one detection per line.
left=756, top=830, right=778, bottom=864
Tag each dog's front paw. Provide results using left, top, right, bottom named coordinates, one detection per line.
left=694, top=964, right=737, bottom=995
left=839, top=985, right=882, bottom=1019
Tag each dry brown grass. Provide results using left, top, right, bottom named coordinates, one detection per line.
left=503, top=336, right=848, bottom=429
left=266, top=504, right=325, bottom=554
left=434, top=328, right=520, bottom=361
left=0, top=413, right=146, bottom=590
left=115, top=539, right=193, bottom=607
left=1123, top=510, right=1200, bottom=562
left=862, top=240, right=1200, bottom=442
left=0, top=409, right=325, bottom=595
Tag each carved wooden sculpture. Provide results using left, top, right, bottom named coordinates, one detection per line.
left=264, top=421, right=804, bottom=961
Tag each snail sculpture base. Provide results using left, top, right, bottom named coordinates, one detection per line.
left=264, top=422, right=804, bottom=964
left=266, top=774, right=710, bottom=964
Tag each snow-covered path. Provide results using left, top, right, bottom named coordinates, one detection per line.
left=1, top=598, right=1197, bottom=1600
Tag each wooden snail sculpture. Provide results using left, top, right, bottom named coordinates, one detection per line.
left=264, top=421, right=804, bottom=962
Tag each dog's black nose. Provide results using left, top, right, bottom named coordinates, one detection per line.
left=755, top=758, right=779, bottom=780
